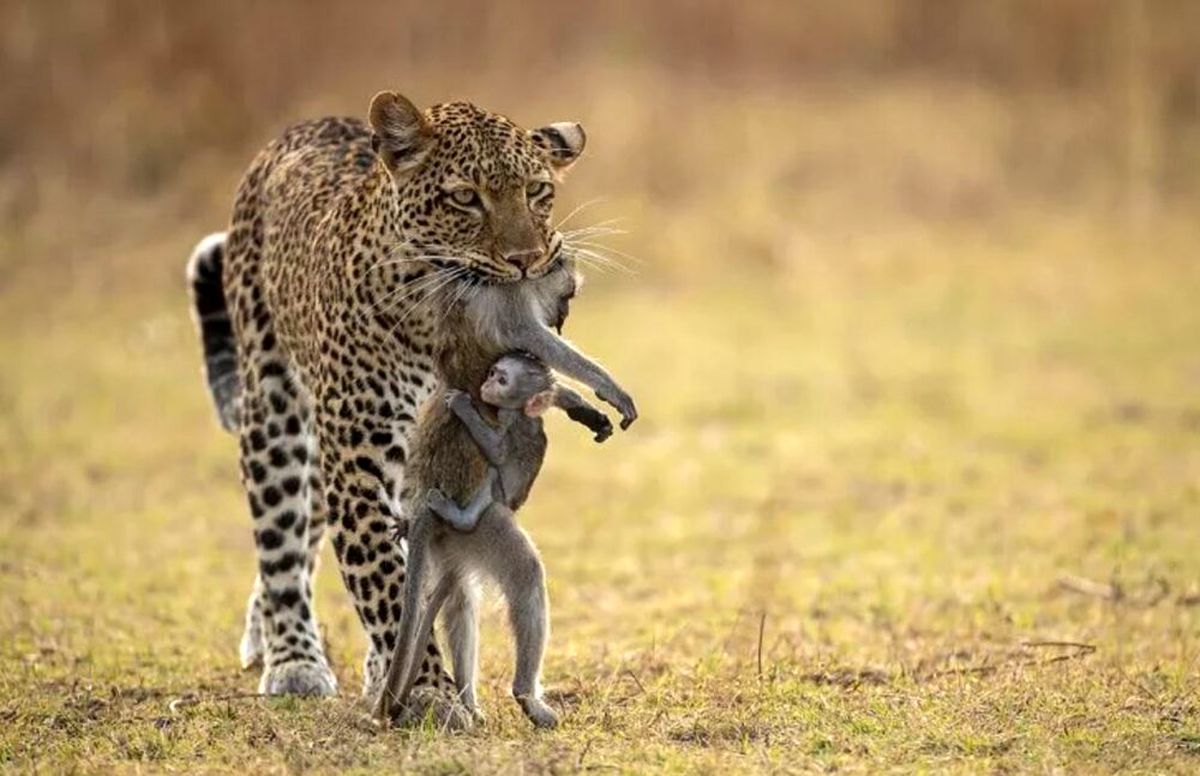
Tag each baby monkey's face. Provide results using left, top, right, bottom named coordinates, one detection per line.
left=480, top=355, right=556, bottom=417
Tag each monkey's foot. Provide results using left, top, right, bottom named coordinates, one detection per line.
left=259, top=660, right=338, bottom=697
left=390, top=686, right=475, bottom=731
left=428, top=488, right=480, bottom=532
left=515, top=694, right=559, bottom=729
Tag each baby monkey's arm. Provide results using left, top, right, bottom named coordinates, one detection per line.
left=554, top=385, right=613, bottom=442
left=445, top=389, right=506, bottom=467
left=427, top=469, right=498, bottom=532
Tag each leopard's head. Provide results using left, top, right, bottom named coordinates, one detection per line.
left=369, top=92, right=585, bottom=284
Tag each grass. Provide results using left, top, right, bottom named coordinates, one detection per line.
left=1, top=209, right=1198, bottom=773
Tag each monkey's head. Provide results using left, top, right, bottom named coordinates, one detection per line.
left=480, top=352, right=555, bottom=417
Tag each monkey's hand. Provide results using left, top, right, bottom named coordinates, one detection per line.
left=596, top=385, right=638, bottom=430
left=390, top=517, right=410, bottom=543
left=444, top=388, right=471, bottom=412
left=565, top=403, right=613, bottom=443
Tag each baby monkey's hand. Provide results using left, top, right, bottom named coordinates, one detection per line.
left=565, top=403, right=612, bottom=443
left=443, top=388, right=471, bottom=412
left=591, top=415, right=614, bottom=443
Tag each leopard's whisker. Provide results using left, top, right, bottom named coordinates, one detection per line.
left=362, top=253, right=471, bottom=279
left=434, top=275, right=472, bottom=332
left=568, top=239, right=643, bottom=266
left=384, top=272, right=466, bottom=342
left=363, top=266, right=465, bottom=320
left=371, top=268, right=470, bottom=321
left=350, top=253, right=466, bottom=299
left=572, top=257, right=610, bottom=275
left=566, top=245, right=636, bottom=275
left=561, top=230, right=627, bottom=244
left=387, top=266, right=471, bottom=336
left=564, top=250, right=613, bottom=274
left=553, top=197, right=607, bottom=231
left=561, top=218, right=625, bottom=233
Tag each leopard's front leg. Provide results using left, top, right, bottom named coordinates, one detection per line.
left=314, top=394, right=470, bottom=728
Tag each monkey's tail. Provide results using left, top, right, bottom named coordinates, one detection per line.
left=186, top=231, right=240, bottom=432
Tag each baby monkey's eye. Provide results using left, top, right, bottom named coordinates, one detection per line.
left=448, top=188, right=482, bottom=208
left=526, top=181, right=553, bottom=201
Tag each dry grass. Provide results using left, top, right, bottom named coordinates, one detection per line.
left=3, top=209, right=1199, bottom=773
left=2, top=3, right=1200, bottom=772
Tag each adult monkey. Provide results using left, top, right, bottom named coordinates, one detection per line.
left=186, top=93, right=632, bottom=724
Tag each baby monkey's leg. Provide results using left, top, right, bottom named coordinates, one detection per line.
left=463, top=506, right=558, bottom=729
left=428, top=469, right=498, bottom=532
left=443, top=578, right=483, bottom=720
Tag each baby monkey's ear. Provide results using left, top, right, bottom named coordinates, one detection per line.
left=524, top=389, right=556, bottom=418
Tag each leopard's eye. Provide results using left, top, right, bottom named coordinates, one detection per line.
left=526, top=181, right=553, bottom=201
left=448, top=188, right=481, bottom=209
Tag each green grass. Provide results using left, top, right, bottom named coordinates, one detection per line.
left=1, top=219, right=1199, bottom=773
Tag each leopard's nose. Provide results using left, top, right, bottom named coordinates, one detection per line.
left=502, top=248, right=541, bottom=271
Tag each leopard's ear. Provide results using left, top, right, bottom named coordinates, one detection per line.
left=531, top=122, right=586, bottom=176
left=368, top=91, right=434, bottom=178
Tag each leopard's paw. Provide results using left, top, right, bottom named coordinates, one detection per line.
left=239, top=617, right=264, bottom=670
left=259, top=660, right=338, bottom=698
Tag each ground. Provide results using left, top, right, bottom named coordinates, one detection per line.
left=1, top=211, right=1199, bottom=773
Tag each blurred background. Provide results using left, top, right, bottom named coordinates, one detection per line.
left=2, top=2, right=1199, bottom=770
left=3, top=0, right=1200, bottom=288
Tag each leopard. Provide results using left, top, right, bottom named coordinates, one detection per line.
left=185, top=91, right=616, bottom=726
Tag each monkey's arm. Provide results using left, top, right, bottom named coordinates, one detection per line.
left=503, top=320, right=638, bottom=429
left=446, top=390, right=506, bottom=466
left=553, top=385, right=613, bottom=442
left=428, top=470, right=497, bottom=532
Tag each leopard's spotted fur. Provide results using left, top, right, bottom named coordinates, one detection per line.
left=187, top=94, right=588, bottom=724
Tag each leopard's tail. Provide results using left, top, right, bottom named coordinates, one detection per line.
left=187, top=232, right=240, bottom=432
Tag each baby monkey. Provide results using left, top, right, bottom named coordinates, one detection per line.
left=429, top=353, right=608, bottom=530
left=377, top=352, right=612, bottom=728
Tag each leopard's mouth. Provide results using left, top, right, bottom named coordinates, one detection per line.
left=521, top=243, right=566, bottom=281
left=462, top=249, right=565, bottom=287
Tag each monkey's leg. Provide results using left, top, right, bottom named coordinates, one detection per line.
left=375, top=514, right=433, bottom=720
left=392, top=571, right=456, bottom=715
left=443, top=577, right=483, bottom=720
left=467, top=507, right=558, bottom=729
left=427, top=469, right=498, bottom=532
